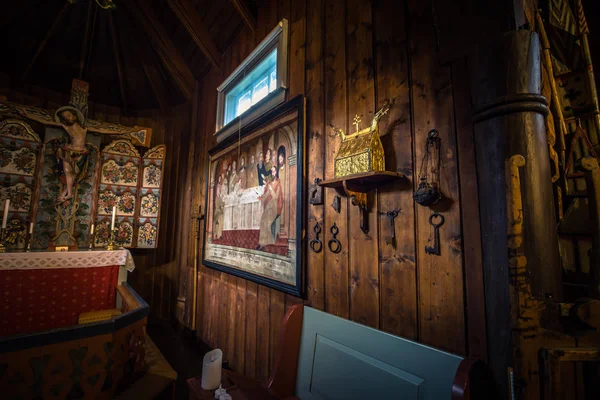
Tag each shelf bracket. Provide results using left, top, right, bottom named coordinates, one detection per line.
left=318, top=171, right=407, bottom=235
left=343, top=181, right=368, bottom=234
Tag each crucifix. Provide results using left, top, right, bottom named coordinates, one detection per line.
left=50, top=79, right=93, bottom=247
left=53, top=79, right=89, bottom=205
left=353, top=115, right=361, bottom=133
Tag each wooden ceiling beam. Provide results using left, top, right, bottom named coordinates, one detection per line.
left=79, top=0, right=97, bottom=80
left=123, top=0, right=196, bottom=100
left=230, top=0, right=256, bottom=33
left=84, top=2, right=99, bottom=81
left=108, top=12, right=128, bottom=112
left=126, top=21, right=170, bottom=113
left=140, top=56, right=170, bottom=114
left=22, top=3, right=70, bottom=80
left=167, top=0, right=222, bottom=71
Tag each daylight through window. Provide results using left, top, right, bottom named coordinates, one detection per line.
left=224, top=48, right=278, bottom=126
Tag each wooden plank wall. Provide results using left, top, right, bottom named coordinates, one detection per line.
left=185, top=0, right=488, bottom=380
left=0, top=72, right=191, bottom=321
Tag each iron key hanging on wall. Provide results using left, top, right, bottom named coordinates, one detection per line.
left=425, top=212, right=444, bottom=256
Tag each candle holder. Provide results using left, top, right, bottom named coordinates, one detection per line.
left=88, top=232, right=95, bottom=250
left=0, top=228, right=6, bottom=253
left=26, top=232, right=32, bottom=252
left=106, top=228, right=118, bottom=250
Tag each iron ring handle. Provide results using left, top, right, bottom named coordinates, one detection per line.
left=314, top=223, right=322, bottom=234
left=330, top=224, right=339, bottom=236
left=309, top=238, right=322, bottom=253
left=328, top=238, right=341, bottom=254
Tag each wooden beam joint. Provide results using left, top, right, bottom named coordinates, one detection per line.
left=167, top=0, right=222, bottom=71
left=230, top=0, right=256, bottom=33
left=124, top=0, right=196, bottom=100
left=108, top=12, right=128, bottom=112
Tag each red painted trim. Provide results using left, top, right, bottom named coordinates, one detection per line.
left=267, top=304, right=304, bottom=398
left=452, top=358, right=476, bottom=400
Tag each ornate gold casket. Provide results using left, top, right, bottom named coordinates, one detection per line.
left=332, top=103, right=390, bottom=178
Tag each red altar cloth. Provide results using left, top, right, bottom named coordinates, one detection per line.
left=0, top=265, right=119, bottom=337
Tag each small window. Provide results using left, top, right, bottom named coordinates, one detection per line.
left=215, top=19, right=288, bottom=142
left=223, top=49, right=278, bottom=125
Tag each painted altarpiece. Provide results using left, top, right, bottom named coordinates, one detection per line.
left=94, top=141, right=166, bottom=249
left=0, top=119, right=42, bottom=250
left=0, top=118, right=166, bottom=250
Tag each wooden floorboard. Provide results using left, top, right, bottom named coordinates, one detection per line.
left=146, top=321, right=212, bottom=400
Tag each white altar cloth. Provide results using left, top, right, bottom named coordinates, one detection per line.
left=0, top=248, right=135, bottom=271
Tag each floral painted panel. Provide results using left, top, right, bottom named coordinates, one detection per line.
left=3, top=216, right=26, bottom=249
left=97, top=188, right=117, bottom=215
left=142, top=162, right=162, bottom=188
left=97, top=186, right=137, bottom=216
left=0, top=119, right=41, bottom=250
left=144, top=145, right=165, bottom=160
left=114, top=219, right=134, bottom=247
left=93, top=217, right=134, bottom=248
left=102, top=140, right=141, bottom=158
left=93, top=219, right=111, bottom=247
left=101, top=159, right=139, bottom=187
left=135, top=145, right=165, bottom=249
left=0, top=142, right=38, bottom=176
left=92, top=141, right=166, bottom=248
left=0, top=181, right=33, bottom=212
left=117, top=191, right=136, bottom=216
left=137, top=218, right=158, bottom=248
left=0, top=119, right=41, bottom=142
left=139, top=190, right=159, bottom=218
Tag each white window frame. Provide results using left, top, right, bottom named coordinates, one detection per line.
left=215, top=18, right=289, bottom=142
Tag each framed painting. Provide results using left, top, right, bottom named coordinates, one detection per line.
left=202, top=95, right=305, bottom=297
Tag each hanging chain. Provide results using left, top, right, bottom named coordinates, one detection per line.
left=418, top=129, right=440, bottom=186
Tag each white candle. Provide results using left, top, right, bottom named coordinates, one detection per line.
left=201, top=348, right=222, bottom=390
left=90, top=223, right=95, bottom=235
left=2, top=199, right=9, bottom=229
left=111, top=206, right=116, bottom=230
left=29, top=222, right=34, bottom=234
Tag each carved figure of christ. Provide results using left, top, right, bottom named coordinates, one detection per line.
left=56, top=109, right=89, bottom=203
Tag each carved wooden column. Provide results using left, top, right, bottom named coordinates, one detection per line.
left=470, top=30, right=562, bottom=398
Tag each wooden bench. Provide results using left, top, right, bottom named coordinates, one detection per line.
left=189, top=304, right=493, bottom=399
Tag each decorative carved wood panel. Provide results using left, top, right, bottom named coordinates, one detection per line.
left=94, top=140, right=166, bottom=248
left=137, top=145, right=166, bottom=248
left=95, top=140, right=141, bottom=248
left=0, top=119, right=41, bottom=250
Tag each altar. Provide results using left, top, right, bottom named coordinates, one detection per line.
left=222, top=186, right=264, bottom=231
left=0, top=249, right=134, bottom=337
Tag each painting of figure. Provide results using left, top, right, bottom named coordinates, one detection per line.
left=257, top=165, right=283, bottom=250
left=203, top=96, right=305, bottom=296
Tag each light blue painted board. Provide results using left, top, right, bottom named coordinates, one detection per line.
left=295, top=307, right=463, bottom=400
left=310, top=335, right=423, bottom=399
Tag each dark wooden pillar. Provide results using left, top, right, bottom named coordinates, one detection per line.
left=470, top=30, right=562, bottom=397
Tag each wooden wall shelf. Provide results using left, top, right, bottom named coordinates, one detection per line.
left=318, top=171, right=405, bottom=193
left=318, top=171, right=407, bottom=233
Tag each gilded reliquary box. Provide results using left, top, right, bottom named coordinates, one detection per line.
left=332, top=105, right=390, bottom=178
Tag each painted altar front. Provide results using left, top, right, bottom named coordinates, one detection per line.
left=0, top=249, right=134, bottom=337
